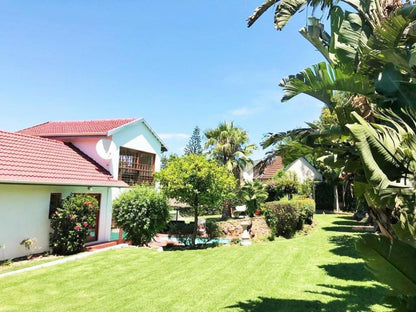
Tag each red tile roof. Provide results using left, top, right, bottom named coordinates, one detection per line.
left=18, top=118, right=139, bottom=137
left=0, top=131, right=128, bottom=187
left=256, top=156, right=284, bottom=181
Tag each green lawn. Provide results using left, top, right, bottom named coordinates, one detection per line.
left=0, top=214, right=393, bottom=312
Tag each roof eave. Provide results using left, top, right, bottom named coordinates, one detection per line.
left=107, top=118, right=168, bottom=152
left=0, top=179, right=129, bottom=188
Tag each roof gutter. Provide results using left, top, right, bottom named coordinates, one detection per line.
left=0, top=180, right=130, bottom=188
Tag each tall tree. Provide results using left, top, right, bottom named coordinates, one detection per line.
left=155, top=154, right=236, bottom=246
left=205, top=121, right=257, bottom=181
left=184, top=126, right=203, bottom=155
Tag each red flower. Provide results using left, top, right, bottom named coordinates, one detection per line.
left=69, top=215, right=75, bottom=220
left=83, top=222, right=88, bottom=227
left=75, top=225, right=81, bottom=231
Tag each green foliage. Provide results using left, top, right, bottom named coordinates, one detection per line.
left=265, top=170, right=300, bottom=201
left=264, top=201, right=300, bottom=238
left=356, top=234, right=416, bottom=310
left=241, top=180, right=268, bottom=217
left=204, top=121, right=256, bottom=180
left=155, top=154, right=236, bottom=246
left=113, top=186, right=170, bottom=246
left=264, top=198, right=315, bottom=238
left=184, top=126, right=203, bottom=155
left=315, top=182, right=334, bottom=211
left=205, top=219, right=222, bottom=240
left=248, top=0, right=416, bottom=306
left=298, top=179, right=314, bottom=197
left=50, top=194, right=99, bottom=255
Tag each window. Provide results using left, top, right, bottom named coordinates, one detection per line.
left=49, top=193, right=62, bottom=218
left=118, top=147, right=155, bottom=186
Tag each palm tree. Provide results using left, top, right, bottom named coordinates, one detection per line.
left=205, top=121, right=257, bottom=219
left=205, top=121, right=257, bottom=182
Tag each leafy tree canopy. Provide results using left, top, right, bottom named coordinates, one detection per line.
left=155, top=154, right=236, bottom=246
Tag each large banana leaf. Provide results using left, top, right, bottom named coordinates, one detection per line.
left=347, top=111, right=406, bottom=189
left=247, top=0, right=279, bottom=28
left=280, top=62, right=374, bottom=105
left=356, top=234, right=416, bottom=296
left=275, top=0, right=307, bottom=30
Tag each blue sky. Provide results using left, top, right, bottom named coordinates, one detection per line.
left=1, top=1, right=324, bottom=159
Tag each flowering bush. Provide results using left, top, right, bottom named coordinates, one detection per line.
left=50, top=194, right=99, bottom=255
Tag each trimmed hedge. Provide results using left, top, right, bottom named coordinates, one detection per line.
left=264, top=198, right=315, bottom=238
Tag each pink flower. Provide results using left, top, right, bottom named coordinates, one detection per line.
left=75, top=225, right=81, bottom=231
left=55, top=211, right=59, bottom=216
left=83, top=222, right=88, bottom=227
left=69, top=215, right=75, bottom=220
left=84, top=201, right=89, bottom=205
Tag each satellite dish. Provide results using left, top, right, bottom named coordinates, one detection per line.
left=96, top=138, right=117, bottom=160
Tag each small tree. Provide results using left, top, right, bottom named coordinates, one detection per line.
left=113, top=186, right=170, bottom=246
left=242, top=181, right=268, bottom=217
left=155, top=154, right=236, bottom=246
left=50, top=194, right=99, bottom=255
left=184, top=126, right=203, bottom=155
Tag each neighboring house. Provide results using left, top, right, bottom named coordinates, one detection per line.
left=0, top=118, right=167, bottom=261
left=285, top=157, right=323, bottom=183
left=254, top=156, right=284, bottom=182
left=241, top=159, right=261, bottom=182
left=0, top=131, right=128, bottom=261
left=242, top=156, right=322, bottom=183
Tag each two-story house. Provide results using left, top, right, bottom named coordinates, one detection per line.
left=0, top=118, right=166, bottom=261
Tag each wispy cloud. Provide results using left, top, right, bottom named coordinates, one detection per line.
left=230, top=106, right=260, bottom=117
left=229, top=90, right=281, bottom=118
left=159, top=133, right=190, bottom=140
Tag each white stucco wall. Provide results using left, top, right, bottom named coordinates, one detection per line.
left=286, top=158, right=323, bottom=183
left=0, top=184, right=113, bottom=261
left=241, top=163, right=254, bottom=182
left=70, top=137, right=112, bottom=173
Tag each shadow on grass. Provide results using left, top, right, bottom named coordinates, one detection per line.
left=319, top=262, right=373, bottom=281
left=332, top=220, right=360, bottom=226
left=328, top=235, right=361, bottom=259
left=321, top=226, right=358, bottom=233
left=226, top=284, right=391, bottom=312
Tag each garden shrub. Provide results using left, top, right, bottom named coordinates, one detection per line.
left=296, top=198, right=315, bottom=225
left=50, top=194, right=99, bottom=255
left=264, top=198, right=315, bottom=238
left=113, top=186, right=170, bottom=246
left=264, top=201, right=300, bottom=238
left=205, top=219, right=222, bottom=241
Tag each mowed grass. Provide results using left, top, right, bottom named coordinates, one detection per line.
left=0, top=214, right=393, bottom=312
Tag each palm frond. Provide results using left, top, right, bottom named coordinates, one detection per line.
left=247, top=0, right=280, bottom=28
left=280, top=62, right=374, bottom=106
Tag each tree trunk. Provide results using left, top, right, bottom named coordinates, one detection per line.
left=334, top=185, right=339, bottom=213
left=192, top=207, right=198, bottom=247
left=221, top=200, right=231, bottom=220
